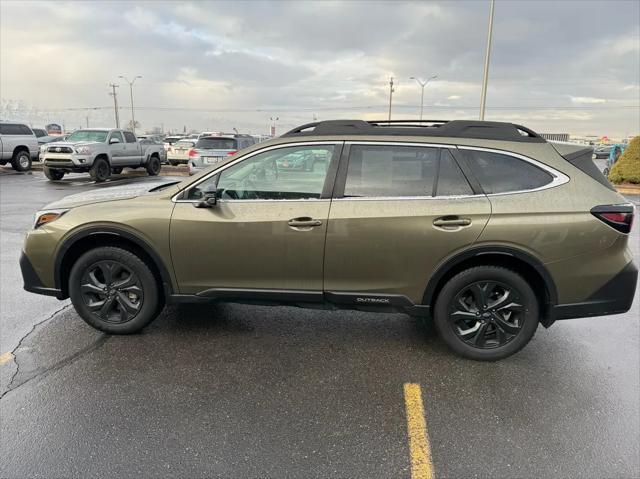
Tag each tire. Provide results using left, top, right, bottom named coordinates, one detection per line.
left=69, top=246, right=163, bottom=334
left=11, top=150, right=32, bottom=172
left=89, top=157, right=110, bottom=182
left=146, top=156, right=161, bottom=176
left=112, top=167, right=123, bottom=175
left=169, top=160, right=179, bottom=166
left=433, top=266, right=539, bottom=361
left=43, top=166, right=65, bottom=180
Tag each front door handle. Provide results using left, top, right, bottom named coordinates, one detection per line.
left=288, top=217, right=323, bottom=228
left=433, top=217, right=472, bottom=227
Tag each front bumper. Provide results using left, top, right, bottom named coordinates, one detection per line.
left=43, top=154, right=91, bottom=169
left=20, top=251, right=63, bottom=298
left=553, top=261, right=638, bottom=320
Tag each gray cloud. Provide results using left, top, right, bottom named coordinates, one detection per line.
left=1, top=0, right=638, bottom=137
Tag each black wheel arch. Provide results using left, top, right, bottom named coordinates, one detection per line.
left=423, top=245, right=558, bottom=327
left=54, top=226, right=175, bottom=300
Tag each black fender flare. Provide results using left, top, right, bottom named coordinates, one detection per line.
left=422, top=245, right=558, bottom=307
left=54, top=226, right=175, bottom=295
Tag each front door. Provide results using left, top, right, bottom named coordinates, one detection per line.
left=108, top=131, right=127, bottom=166
left=170, top=142, right=342, bottom=296
left=324, top=142, right=491, bottom=304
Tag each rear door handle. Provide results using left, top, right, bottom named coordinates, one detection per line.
left=288, top=217, right=323, bottom=228
left=433, top=217, right=472, bottom=227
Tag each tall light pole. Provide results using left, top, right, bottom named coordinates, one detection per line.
left=119, top=75, right=142, bottom=133
left=409, top=74, right=437, bottom=121
left=387, top=77, right=395, bottom=122
left=479, top=0, right=495, bottom=121
left=270, top=116, right=279, bottom=136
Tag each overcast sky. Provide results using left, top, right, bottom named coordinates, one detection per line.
left=1, top=0, right=638, bottom=137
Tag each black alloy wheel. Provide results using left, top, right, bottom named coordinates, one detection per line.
left=449, top=281, right=523, bottom=349
left=69, top=246, right=163, bottom=334
left=80, top=260, right=143, bottom=324
left=433, top=266, right=539, bottom=361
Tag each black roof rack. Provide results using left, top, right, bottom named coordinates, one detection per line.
left=281, top=119, right=546, bottom=143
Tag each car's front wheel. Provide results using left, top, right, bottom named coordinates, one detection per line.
left=146, top=156, right=161, bottom=176
left=433, top=266, right=538, bottom=361
left=69, top=246, right=163, bottom=334
left=90, top=158, right=111, bottom=182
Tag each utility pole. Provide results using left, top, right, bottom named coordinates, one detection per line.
left=119, top=75, right=142, bottom=133
left=85, top=116, right=89, bottom=128
left=479, top=0, right=495, bottom=121
left=388, top=77, right=395, bottom=122
left=109, top=83, right=120, bottom=128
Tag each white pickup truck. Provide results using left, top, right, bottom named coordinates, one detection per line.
left=41, top=128, right=164, bottom=182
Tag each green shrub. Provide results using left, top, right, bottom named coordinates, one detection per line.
left=609, top=136, right=640, bottom=184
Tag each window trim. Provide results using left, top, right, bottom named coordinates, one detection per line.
left=457, top=145, right=569, bottom=196
left=172, top=141, right=344, bottom=203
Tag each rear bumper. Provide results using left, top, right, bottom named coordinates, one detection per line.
left=553, top=261, right=638, bottom=320
left=20, top=251, right=63, bottom=299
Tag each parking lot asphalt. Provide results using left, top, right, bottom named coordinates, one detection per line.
left=1, top=168, right=639, bottom=478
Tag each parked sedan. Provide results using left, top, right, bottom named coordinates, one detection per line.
left=167, top=139, right=196, bottom=166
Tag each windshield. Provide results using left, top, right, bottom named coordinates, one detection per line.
left=175, top=140, right=195, bottom=147
left=33, top=129, right=47, bottom=138
left=196, top=138, right=237, bottom=150
left=67, top=130, right=109, bottom=143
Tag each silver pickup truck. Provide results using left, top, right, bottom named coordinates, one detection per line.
left=41, top=128, right=164, bottom=182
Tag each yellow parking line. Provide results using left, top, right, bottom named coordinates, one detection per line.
left=404, top=383, right=434, bottom=479
left=0, top=351, right=14, bottom=366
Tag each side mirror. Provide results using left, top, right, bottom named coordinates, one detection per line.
left=194, top=193, right=217, bottom=208
left=109, top=138, right=121, bottom=144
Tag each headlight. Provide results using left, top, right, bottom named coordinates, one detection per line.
left=75, top=146, right=91, bottom=154
left=34, top=209, right=69, bottom=229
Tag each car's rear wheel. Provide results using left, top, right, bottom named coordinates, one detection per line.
left=11, top=150, right=32, bottom=172
left=433, top=266, right=538, bottom=361
left=43, top=166, right=65, bottom=180
left=169, top=160, right=179, bottom=166
left=146, top=156, right=161, bottom=176
left=69, top=246, right=162, bottom=334
left=90, top=158, right=111, bottom=182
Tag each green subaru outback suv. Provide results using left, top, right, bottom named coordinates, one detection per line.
left=20, top=120, right=637, bottom=360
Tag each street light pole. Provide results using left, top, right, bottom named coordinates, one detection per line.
left=409, top=75, right=437, bottom=121
left=270, top=116, right=279, bottom=136
left=387, top=77, right=395, bottom=122
left=119, top=75, right=142, bottom=133
left=479, top=0, right=495, bottom=121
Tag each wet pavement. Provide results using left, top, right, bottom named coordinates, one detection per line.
left=1, top=169, right=639, bottom=478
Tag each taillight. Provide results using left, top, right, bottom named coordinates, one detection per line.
left=188, top=149, right=198, bottom=158
left=226, top=150, right=238, bottom=157
left=591, top=204, right=635, bottom=234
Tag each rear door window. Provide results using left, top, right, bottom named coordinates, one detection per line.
left=344, top=145, right=438, bottom=197
left=436, top=150, right=474, bottom=196
left=123, top=131, right=137, bottom=143
left=463, top=149, right=553, bottom=194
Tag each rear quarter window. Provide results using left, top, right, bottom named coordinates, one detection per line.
left=463, top=149, right=553, bottom=194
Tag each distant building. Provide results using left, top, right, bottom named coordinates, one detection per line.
left=540, top=133, right=570, bottom=142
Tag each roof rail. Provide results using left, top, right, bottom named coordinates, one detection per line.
left=281, top=119, right=545, bottom=143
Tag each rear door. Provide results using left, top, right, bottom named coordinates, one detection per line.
left=122, top=131, right=142, bottom=164
left=324, top=142, right=491, bottom=305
